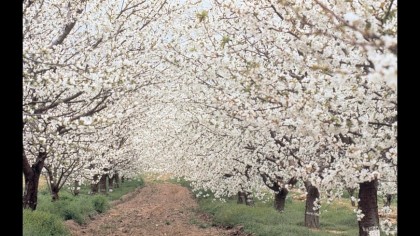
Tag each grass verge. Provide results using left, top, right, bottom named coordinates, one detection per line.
left=23, top=209, right=70, bottom=236
left=23, top=177, right=144, bottom=235
left=198, top=197, right=361, bottom=236
left=170, top=179, right=390, bottom=236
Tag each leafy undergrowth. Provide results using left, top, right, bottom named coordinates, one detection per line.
left=23, top=209, right=70, bottom=236
left=23, top=178, right=144, bottom=235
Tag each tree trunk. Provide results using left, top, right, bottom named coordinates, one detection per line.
left=23, top=174, right=42, bottom=210
left=304, top=182, right=320, bottom=229
left=274, top=188, right=289, bottom=212
left=51, top=184, right=59, bottom=201
left=237, top=191, right=254, bottom=206
left=358, top=180, right=380, bottom=236
left=23, top=151, right=47, bottom=210
left=99, top=174, right=108, bottom=194
left=347, top=187, right=357, bottom=207
left=73, top=180, right=80, bottom=196
left=108, top=175, right=114, bottom=192
left=244, top=191, right=254, bottom=206
left=121, top=176, right=125, bottom=183
left=237, top=191, right=245, bottom=204
left=90, top=174, right=99, bottom=194
left=383, top=194, right=393, bottom=207
left=114, top=172, right=120, bottom=188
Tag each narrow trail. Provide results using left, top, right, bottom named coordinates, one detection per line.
left=66, top=182, right=241, bottom=236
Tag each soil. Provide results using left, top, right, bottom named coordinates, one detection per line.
left=65, top=182, right=250, bottom=236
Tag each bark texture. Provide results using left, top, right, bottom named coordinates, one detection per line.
left=304, top=181, right=320, bottom=229
left=23, top=151, right=47, bottom=210
left=358, top=180, right=380, bottom=236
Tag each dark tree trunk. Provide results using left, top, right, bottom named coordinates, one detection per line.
left=114, top=172, right=120, bottom=188
left=44, top=167, right=60, bottom=202
left=23, top=151, right=47, bottom=210
left=383, top=194, right=393, bottom=207
left=237, top=191, right=245, bottom=204
left=358, top=180, right=380, bottom=236
left=99, top=174, right=108, bottom=194
left=121, top=176, right=125, bottom=183
left=304, top=182, right=320, bottom=229
left=347, top=187, right=357, bottom=207
left=260, top=174, right=296, bottom=212
left=288, top=177, right=298, bottom=187
left=90, top=174, right=99, bottom=194
left=51, top=184, right=60, bottom=201
left=108, top=175, right=114, bottom=191
left=23, top=174, right=42, bottom=210
left=244, top=191, right=254, bottom=206
left=274, top=188, right=289, bottom=212
left=73, top=180, right=80, bottom=196
left=237, top=191, right=254, bottom=206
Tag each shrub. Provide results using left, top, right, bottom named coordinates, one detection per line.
left=23, top=209, right=69, bottom=236
left=61, top=200, right=92, bottom=224
left=28, top=176, right=143, bottom=236
left=92, top=195, right=110, bottom=213
left=37, top=193, right=97, bottom=224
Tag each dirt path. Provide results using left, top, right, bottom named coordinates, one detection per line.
left=66, top=182, right=242, bottom=236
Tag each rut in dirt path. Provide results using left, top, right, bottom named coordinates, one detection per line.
left=66, top=182, right=240, bottom=236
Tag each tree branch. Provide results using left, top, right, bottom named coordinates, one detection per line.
left=34, top=91, right=84, bottom=114
left=270, top=4, right=283, bottom=20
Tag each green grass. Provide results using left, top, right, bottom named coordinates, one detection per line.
left=106, top=178, right=144, bottom=201
left=36, top=191, right=99, bottom=224
left=198, top=197, right=358, bottom=236
left=23, top=177, right=144, bottom=235
left=163, top=178, right=395, bottom=236
left=198, top=196, right=395, bottom=236
left=169, top=179, right=392, bottom=236
left=169, top=177, right=193, bottom=190
left=23, top=209, right=70, bottom=236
